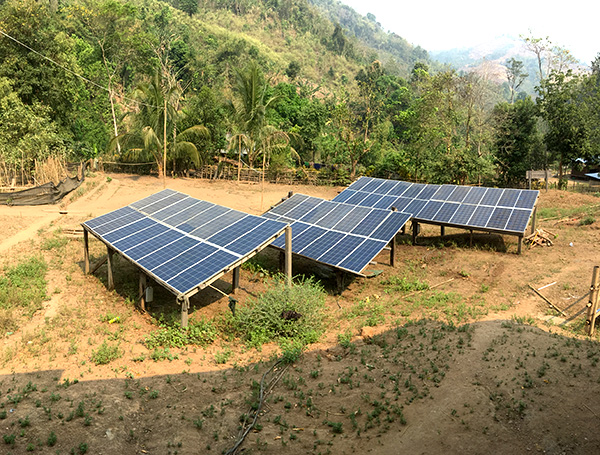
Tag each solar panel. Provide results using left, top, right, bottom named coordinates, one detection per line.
left=264, top=194, right=411, bottom=275
left=83, top=190, right=287, bottom=296
left=335, top=178, right=539, bottom=236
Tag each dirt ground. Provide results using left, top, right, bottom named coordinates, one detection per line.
left=0, top=173, right=599, bottom=454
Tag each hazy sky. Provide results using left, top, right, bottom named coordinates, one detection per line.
left=340, top=0, right=598, bottom=64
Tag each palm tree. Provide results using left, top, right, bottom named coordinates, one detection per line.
left=113, top=71, right=209, bottom=177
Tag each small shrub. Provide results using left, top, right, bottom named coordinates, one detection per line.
left=47, top=431, right=57, bottom=447
left=580, top=216, right=595, bottom=226
left=234, top=277, right=326, bottom=348
left=90, top=341, right=122, bottom=365
left=214, top=348, right=232, bottom=364
left=145, top=319, right=217, bottom=349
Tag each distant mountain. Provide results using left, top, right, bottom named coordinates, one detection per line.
left=431, top=35, right=541, bottom=94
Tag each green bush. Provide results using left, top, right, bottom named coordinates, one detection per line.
left=145, top=319, right=217, bottom=349
left=90, top=341, right=122, bottom=365
left=0, top=256, right=48, bottom=313
left=234, top=277, right=326, bottom=348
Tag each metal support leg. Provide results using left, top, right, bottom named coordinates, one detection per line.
left=517, top=236, right=523, bottom=255
left=83, top=229, right=90, bottom=275
left=232, top=266, right=240, bottom=295
left=139, top=272, right=147, bottom=312
left=390, top=235, right=397, bottom=267
left=181, top=296, right=189, bottom=328
left=411, top=220, right=418, bottom=245
left=440, top=225, right=445, bottom=237
left=107, top=246, right=114, bottom=291
left=285, top=225, right=292, bottom=287
left=531, top=206, right=537, bottom=234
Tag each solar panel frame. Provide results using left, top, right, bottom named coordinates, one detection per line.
left=82, top=189, right=288, bottom=297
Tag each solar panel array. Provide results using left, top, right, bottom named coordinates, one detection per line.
left=263, top=194, right=411, bottom=275
left=83, top=189, right=287, bottom=296
left=333, top=177, right=539, bottom=235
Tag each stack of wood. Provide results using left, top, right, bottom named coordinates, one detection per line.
left=524, top=228, right=555, bottom=248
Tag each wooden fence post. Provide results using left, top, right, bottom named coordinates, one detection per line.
left=586, top=266, right=600, bottom=336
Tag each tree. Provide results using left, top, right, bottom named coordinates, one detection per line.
left=537, top=70, right=591, bottom=179
left=492, top=97, right=542, bottom=186
left=116, top=71, right=208, bottom=177
left=506, top=58, right=528, bottom=104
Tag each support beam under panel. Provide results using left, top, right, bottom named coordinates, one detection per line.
left=232, top=266, right=240, bottom=295
left=139, top=272, right=147, bottom=312
left=285, top=225, right=292, bottom=287
left=107, top=246, right=114, bottom=291
left=83, top=229, right=90, bottom=275
left=180, top=296, right=190, bottom=328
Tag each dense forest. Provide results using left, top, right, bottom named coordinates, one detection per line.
left=0, top=0, right=599, bottom=188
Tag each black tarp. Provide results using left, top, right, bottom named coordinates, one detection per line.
left=0, top=164, right=85, bottom=206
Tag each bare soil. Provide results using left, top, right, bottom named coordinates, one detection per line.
left=0, top=173, right=599, bottom=455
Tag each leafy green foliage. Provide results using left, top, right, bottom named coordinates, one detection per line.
left=90, top=341, right=123, bottom=365
left=145, top=319, right=218, bottom=349
left=0, top=256, right=48, bottom=330
left=234, top=277, right=326, bottom=348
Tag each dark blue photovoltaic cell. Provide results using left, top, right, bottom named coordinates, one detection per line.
left=167, top=249, right=238, bottom=294
left=269, top=194, right=310, bottom=216
left=292, top=225, right=328, bottom=251
left=347, top=177, right=372, bottom=192
left=505, top=209, right=531, bottom=233
left=416, top=201, right=444, bottom=221
left=84, top=206, right=135, bottom=230
left=431, top=185, right=457, bottom=201
left=371, top=212, right=411, bottom=241
left=361, top=179, right=387, bottom=193
left=515, top=190, right=538, bottom=209
left=271, top=221, right=310, bottom=249
left=284, top=198, right=323, bottom=220
left=141, top=192, right=188, bottom=215
left=93, top=210, right=146, bottom=236
left=376, top=179, right=400, bottom=195
left=138, top=236, right=200, bottom=271
left=449, top=204, right=477, bottom=225
left=417, top=185, right=441, bottom=201
left=469, top=206, right=494, bottom=227
left=332, top=190, right=356, bottom=203
left=351, top=210, right=389, bottom=237
left=446, top=186, right=470, bottom=203
left=344, top=191, right=371, bottom=206
left=207, top=216, right=259, bottom=246
left=497, top=189, right=520, bottom=208
left=190, top=210, right=247, bottom=239
left=486, top=207, right=512, bottom=230
left=374, top=195, right=398, bottom=210
left=152, top=198, right=201, bottom=221
left=391, top=197, right=412, bottom=212
left=338, top=238, right=387, bottom=273
left=405, top=199, right=428, bottom=217
left=114, top=223, right=169, bottom=252
left=315, top=204, right=356, bottom=229
left=387, top=181, right=412, bottom=196
left=358, top=193, right=384, bottom=207
left=462, top=186, right=487, bottom=205
left=300, top=201, right=336, bottom=224
left=317, top=235, right=365, bottom=266
left=176, top=205, right=228, bottom=233
left=402, top=183, right=427, bottom=199
left=129, top=189, right=177, bottom=210
left=433, top=202, right=460, bottom=223
left=125, top=230, right=184, bottom=261
left=103, top=218, right=156, bottom=243
left=226, top=219, right=285, bottom=255
left=152, top=242, right=216, bottom=280
left=332, top=206, right=372, bottom=232
left=300, top=230, right=345, bottom=257
left=163, top=200, right=214, bottom=227
left=480, top=188, right=503, bottom=206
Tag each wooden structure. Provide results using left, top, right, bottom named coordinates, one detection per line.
left=586, top=266, right=600, bottom=336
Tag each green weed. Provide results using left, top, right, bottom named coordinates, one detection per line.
left=90, top=341, right=123, bottom=365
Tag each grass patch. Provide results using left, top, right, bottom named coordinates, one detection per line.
left=90, top=341, right=123, bottom=365
left=145, top=319, right=218, bottom=349
left=233, top=277, right=325, bottom=348
left=0, top=256, right=48, bottom=331
left=381, top=275, right=429, bottom=293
